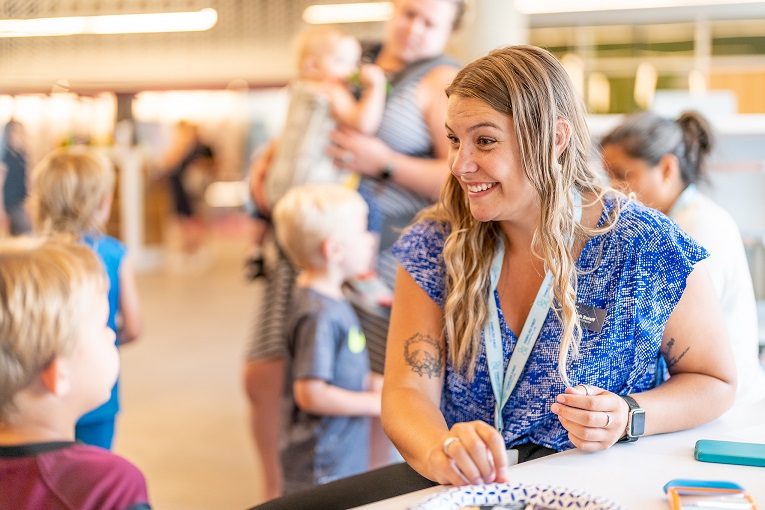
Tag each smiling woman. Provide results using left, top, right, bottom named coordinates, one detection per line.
left=382, top=44, right=737, bottom=487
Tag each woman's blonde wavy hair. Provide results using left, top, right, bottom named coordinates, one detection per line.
left=419, top=45, right=622, bottom=384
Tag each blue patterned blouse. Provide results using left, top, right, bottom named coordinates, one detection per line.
left=391, top=197, right=708, bottom=451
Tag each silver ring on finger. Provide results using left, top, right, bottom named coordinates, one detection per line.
left=340, top=151, right=354, bottom=163
left=442, top=436, right=461, bottom=457
left=579, top=384, right=590, bottom=396
left=602, top=412, right=611, bottom=428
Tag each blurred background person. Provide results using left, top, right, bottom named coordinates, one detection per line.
left=325, top=0, right=466, bottom=367
left=161, top=120, right=216, bottom=270
left=0, top=119, right=32, bottom=237
left=244, top=25, right=387, bottom=281
left=601, top=110, right=765, bottom=403
left=244, top=0, right=466, bottom=500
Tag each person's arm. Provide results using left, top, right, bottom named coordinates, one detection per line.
left=552, top=263, right=737, bottom=450
left=329, top=64, right=387, bottom=135
left=327, top=64, right=458, bottom=200
left=118, top=253, right=142, bottom=345
left=248, top=140, right=277, bottom=216
left=293, top=378, right=380, bottom=416
left=382, top=266, right=510, bottom=486
left=369, top=372, right=384, bottom=393
left=243, top=357, right=286, bottom=500
left=0, top=162, right=7, bottom=233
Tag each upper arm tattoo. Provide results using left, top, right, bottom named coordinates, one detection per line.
left=661, top=337, right=690, bottom=368
left=403, top=333, right=444, bottom=379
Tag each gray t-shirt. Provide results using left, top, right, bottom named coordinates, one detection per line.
left=281, top=287, right=371, bottom=493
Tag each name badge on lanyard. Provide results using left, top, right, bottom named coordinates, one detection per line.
left=576, top=303, right=606, bottom=333
left=484, top=192, right=582, bottom=433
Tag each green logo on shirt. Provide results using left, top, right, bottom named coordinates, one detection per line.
left=348, top=327, right=366, bottom=354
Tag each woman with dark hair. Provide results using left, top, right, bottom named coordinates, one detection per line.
left=601, top=110, right=765, bottom=402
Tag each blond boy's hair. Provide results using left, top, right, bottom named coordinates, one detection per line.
left=273, top=184, right=368, bottom=270
left=0, top=236, right=106, bottom=422
left=30, top=147, right=115, bottom=235
left=293, top=25, right=359, bottom=72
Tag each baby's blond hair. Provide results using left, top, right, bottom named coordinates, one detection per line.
left=294, top=25, right=359, bottom=73
left=273, top=184, right=368, bottom=270
left=30, top=147, right=115, bottom=235
left=0, top=236, right=106, bottom=422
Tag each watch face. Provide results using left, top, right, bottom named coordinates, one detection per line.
left=631, top=409, right=646, bottom=437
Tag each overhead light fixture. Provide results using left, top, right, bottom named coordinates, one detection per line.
left=688, top=69, right=707, bottom=97
left=587, top=72, right=611, bottom=113
left=634, top=62, right=658, bottom=110
left=561, top=53, right=584, bottom=98
left=515, top=0, right=764, bottom=14
left=0, top=8, right=217, bottom=38
left=303, top=2, right=393, bottom=24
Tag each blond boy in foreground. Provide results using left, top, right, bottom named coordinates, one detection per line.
left=0, top=236, right=150, bottom=510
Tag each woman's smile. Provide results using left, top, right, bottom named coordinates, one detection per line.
left=464, top=181, right=497, bottom=194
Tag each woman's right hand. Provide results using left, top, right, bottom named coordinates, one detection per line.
left=328, top=127, right=392, bottom=178
left=430, top=420, right=511, bottom=487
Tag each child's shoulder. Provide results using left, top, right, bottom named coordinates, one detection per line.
left=289, top=287, right=357, bottom=336
left=292, top=287, right=350, bottom=314
left=43, top=442, right=144, bottom=477
left=0, top=441, right=149, bottom=508
left=82, top=232, right=126, bottom=249
left=43, top=443, right=149, bottom=499
left=82, top=233, right=127, bottom=261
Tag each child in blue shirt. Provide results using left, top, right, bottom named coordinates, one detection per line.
left=31, top=147, right=143, bottom=450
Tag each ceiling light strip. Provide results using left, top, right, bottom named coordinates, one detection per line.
left=303, top=2, right=393, bottom=24
left=0, top=8, right=217, bottom=38
left=515, top=0, right=765, bottom=14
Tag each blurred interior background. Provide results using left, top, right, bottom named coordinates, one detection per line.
left=2, top=1, right=765, bottom=508
left=3, top=0, right=765, bottom=280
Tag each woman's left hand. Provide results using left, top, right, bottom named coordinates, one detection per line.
left=328, top=127, right=392, bottom=177
left=551, top=384, right=629, bottom=451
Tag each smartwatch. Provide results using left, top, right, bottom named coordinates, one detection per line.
left=379, top=162, right=394, bottom=181
left=618, top=394, right=645, bottom=443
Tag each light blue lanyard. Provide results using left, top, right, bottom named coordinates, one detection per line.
left=484, top=192, right=582, bottom=432
left=667, top=184, right=697, bottom=221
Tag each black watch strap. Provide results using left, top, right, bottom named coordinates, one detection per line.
left=380, top=162, right=394, bottom=181
left=618, top=394, right=645, bottom=443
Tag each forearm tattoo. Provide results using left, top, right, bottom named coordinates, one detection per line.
left=403, top=333, right=444, bottom=378
left=661, top=337, right=690, bottom=368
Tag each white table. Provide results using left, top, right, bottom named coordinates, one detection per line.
left=354, top=396, right=765, bottom=509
